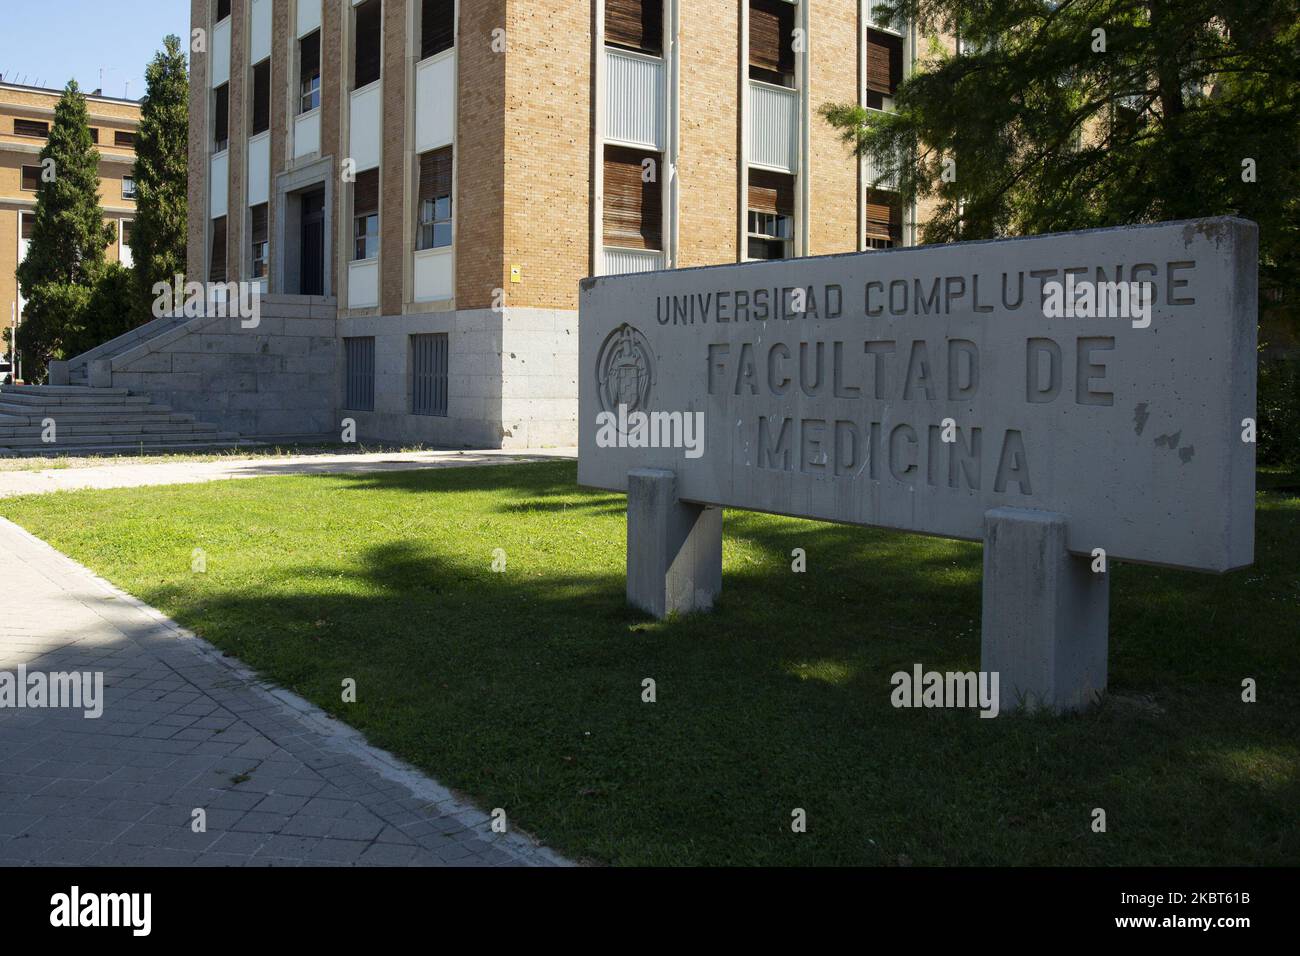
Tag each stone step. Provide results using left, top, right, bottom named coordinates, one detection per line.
left=0, top=421, right=219, bottom=440
left=0, top=412, right=196, bottom=426
left=0, top=439, right=266, bottom=458
left=0, top=384, right=132, bottom=398
left=0, top=403, right=176, bottom=419
left=0, top=430, right=240, bottom=449
left=0, top=391, right=151, bottom=406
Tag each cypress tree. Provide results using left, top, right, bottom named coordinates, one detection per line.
left=130, top=35, right=190, bottom=316
left=16, top=80, right=115, bottom=381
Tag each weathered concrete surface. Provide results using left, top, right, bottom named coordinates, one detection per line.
left=579, top=218, right=1257, bottom=573
left=981, top=507, right=1109, bottom=713
left=627, top=469, right=723, bottom=618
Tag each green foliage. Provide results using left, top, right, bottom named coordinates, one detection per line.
left=821, top=0, right=1300, bottom=322
left=1258, top=359, right=1300, bottom=466
left=61, top=264, right=139, bottom=360
left=16, top=80, right=116, bottom=379
left=130, top=35, right=190, bottom=317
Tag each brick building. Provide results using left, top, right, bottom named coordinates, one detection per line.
left=187, top=0, right=932, bottom=447
left=0, top=81, right=141, bottom=380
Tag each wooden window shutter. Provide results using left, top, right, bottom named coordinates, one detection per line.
left=301, top=31, right=321, bottom=79
left=748, top=169, right=795, bottom=216
left=606, top=0, right=663, bottom=55
left=252, top=59, right=271, bottom=134
left=866, top=29, right=904, bottom=96
left=419, top=147, right=453, bottom=201
left=354, top=168, right=380, bottom=218
left=251, top=204, right=268, bottom=245
left=354, top=0, right=383, bottom=89
left=603, top=146, right=662, bottom=250
left=209, top=217, right=228, bottom=281
left=21, top=166, right=41, bottom=191
left=749, top=0, right=794, bottom=74
left=421, top=0, right=455, bottom=60
left=14, top=119, right=48, bottom=138
left=20, top=215, right=34, bottom=240
left=115, top=130, right=137, bottom=148
left=122, top=219, right=134, bottom=244
left=865, top=189, right=902, bottom=241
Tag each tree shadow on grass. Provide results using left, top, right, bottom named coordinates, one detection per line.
left=127, top=500, right=1299, bottom=866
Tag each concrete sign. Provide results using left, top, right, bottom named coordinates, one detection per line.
left=579, top=218, right=1257, bottom=713
left=580, top=219, right=1256, bottom=573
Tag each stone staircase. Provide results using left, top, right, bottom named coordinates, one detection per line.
left=0, top=384, right=263, bottom=456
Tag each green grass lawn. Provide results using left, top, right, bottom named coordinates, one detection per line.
left=3, top=461, right=1297, bottom=865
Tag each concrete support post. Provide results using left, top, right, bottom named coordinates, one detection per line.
left=981, top=507, right=1109, bottom=713
left=626, top=468, right=723, bottom=618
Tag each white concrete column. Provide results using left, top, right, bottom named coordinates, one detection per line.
left=981, top=507, right=1109, bottom=713
left=626, top=468, right=723, bottom=618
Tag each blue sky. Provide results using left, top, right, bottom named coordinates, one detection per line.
left=0, top=0, right=189, bottom=101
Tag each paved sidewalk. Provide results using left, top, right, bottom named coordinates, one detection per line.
left=0, top=517, right=568, bottom=867
left=0, top=447, right=577, bottom=498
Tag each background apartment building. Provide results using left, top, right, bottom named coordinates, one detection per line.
left=189, top=0, right=923, bottom=447
left=1, top=81, right=140, bottom=377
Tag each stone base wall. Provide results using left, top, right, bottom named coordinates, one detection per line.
left=339, top=307, right=578, bottom=449
left=106, top=294, right=339, bottom=438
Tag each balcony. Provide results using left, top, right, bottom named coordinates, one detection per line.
left=294, top=109, right=320, bottom=159
left=605, top=47, right=665, bottom=151
left=349, top=81, right=382, bottom=174
left=602, top=246, right=664, bottom=276
left=415, top=48, right=456, bottom=153
left=748, top=80, right=799, bottom=173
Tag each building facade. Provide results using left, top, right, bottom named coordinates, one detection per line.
left=188, top=0, right=932, bottom=447
left=1, top=82, right=141, bottom=378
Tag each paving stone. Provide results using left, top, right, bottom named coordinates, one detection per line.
left=0, top=516, right=566, bottom=869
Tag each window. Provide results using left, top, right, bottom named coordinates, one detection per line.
left=300, top=31, right=321, bottom=113
left=122, top=219, right=134, bottom=252
left=216, top=0, right=231, bottom=22
left=14, top=119, right=48, bottom=138
left=122, top=176, right=137, bottom=200
left=354, top=0, right=383, bottom=90
left=749, top=0, right=795, bottom=86
left=213, top=83, right=229, bottom=152
left=250, top=204, right=269, bottom=279
left=417, top=147, right=453, bottom=250
left=421, top=0, right=455, bottom=60
left=866, top=29, right=904, bottom=110
left=606, top=0, right=663, bottom=56
left=252, top=58, right=271, bottom=135
left=603, top=145, right=662, bottom=250
left=89, top=128, right=99, bottom=143
left=353, top=168, right=379, bottom=260
left=411, top=333, right=449, bottom=417
left=209, top=216, right=228, bottom=282
left=21, top=165, right=41, bottom=192
left=20, top=214, right=34, bottom=241
left=115, top=130, right=136, bottom=148
left=747, top=169, right=794, bottom=259
left=344, top=337, right=376, bottom=411
left=865, top=189, right=903, bottom=249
